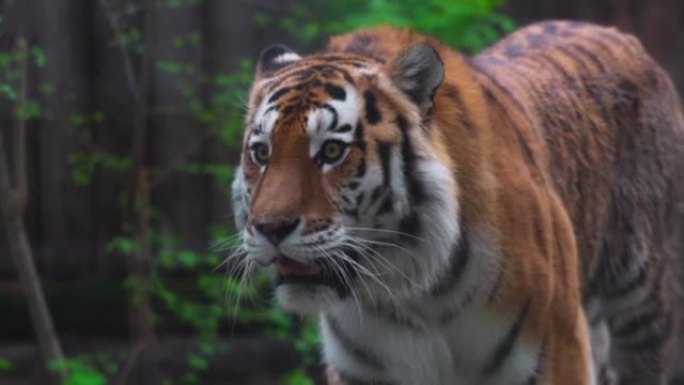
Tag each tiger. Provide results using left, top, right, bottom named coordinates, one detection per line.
left=230, top=20, right=684, bottom=385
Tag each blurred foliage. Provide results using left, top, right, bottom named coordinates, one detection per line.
left=273, top=0, right=514, bottom=52
left=0, top=41, right=46, bottom=120
left=50, top=355, right=113, bottom=385
left=0, top=358, right=12, bottom=371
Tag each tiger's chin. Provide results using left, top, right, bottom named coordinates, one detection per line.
left=275, top=284, right=342, bottom=315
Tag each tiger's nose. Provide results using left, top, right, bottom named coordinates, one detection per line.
left=254, top=218, right=300, bottom=245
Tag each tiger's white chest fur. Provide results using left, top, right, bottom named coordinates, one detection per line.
left=319, top=234, right=543, bottom=385
left=321, top=300, right=542, bottom=385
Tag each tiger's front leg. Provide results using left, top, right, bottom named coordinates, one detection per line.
left=537, top=305, right=596, bottom=385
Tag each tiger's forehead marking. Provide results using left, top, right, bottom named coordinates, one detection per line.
left=253, top=81, right=361, bottom=143
left=307, top=85, right=361, bottom=157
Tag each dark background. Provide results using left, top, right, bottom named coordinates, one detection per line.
left=0, top=1, right=682, bottom=384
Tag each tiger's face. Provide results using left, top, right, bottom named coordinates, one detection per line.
left=231, top=44, right=460, bottom=314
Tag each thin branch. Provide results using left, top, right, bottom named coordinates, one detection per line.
left=12, top=36, right=28, bottom=207
left=0, top=132, right=67, bottom=383
left=97, top=0, right=142, bottom=103
left=114, top=342, right=144, bottom=385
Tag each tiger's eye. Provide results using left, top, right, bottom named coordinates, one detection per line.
left=320, top=140, right=347, bottom=164
left=251, top=143, right=270, bottom=166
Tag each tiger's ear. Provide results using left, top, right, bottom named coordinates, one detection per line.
left=256, top=44, right=301, bottom=78
left=390, top=43, right=444, bottom=113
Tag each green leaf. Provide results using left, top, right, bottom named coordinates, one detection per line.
left=64, top=369, right=106, bottom=385
left=282, top=369, right=315, bottom=385
left=167, top=0, right=182, bottom=8
left=107, top=237, right=137, bottom=255
left=39, top=83, right=55, bottom=95
left=0, top=83, right=16, bottom=100
left=187, top=354, right=208, bottom=371
left=16, top=100, right=41, bottom=119
left=189, top=32, right=202, bottom=45
left=0, top=53, right=11, bottom=67
left=0, top=359, right=12, bottom=371
left=173, top=36, right=185, bottom=48
left=177, top=250, right=199, bottom=268
left=156, top=59, right=186, bottom=75
left=31, top=46, right=46, bottom=67
left=92, top=110, right=104, bottom=124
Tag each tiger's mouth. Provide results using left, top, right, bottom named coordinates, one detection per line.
left=276, top=256, right=322, bottom=277
left=274, top=253, right=357, bottom=297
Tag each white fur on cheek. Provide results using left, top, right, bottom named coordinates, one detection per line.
left=230, top=165, right=249, bottom=231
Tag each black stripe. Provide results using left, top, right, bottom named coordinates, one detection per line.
left=356, top=159, right=367, bottom=177
left=355, top=192, right=365, bottom=207
left=354, top=121, right=366, bottom=151
left=439, top=290, right=476, bottom=325
left=603, top=263, right=648, bottom=298
left=554, top=45, right=590, bottom=74
left=319, top=54, right=375, bottom=64
left=537, top=52, right=575, bottom=85
left=470, top=66, right=530, bottom=125
left=504, top=42, right=523, bottom=58
left=325, top=83, right=347, bottom=101
left=613, top=305, right=662, bottom=339
left=582, top=257, right=607, bottom=302
left=367, top=302, right=424, bottom=331
left=267, top=87, right=291, bottom=104
left=369, top=186, right=383, bottom=204
left=397, top=115, right=426, bottom=204
left=441, top=84, right=475, bottom=136
left=376, top=195, right=393, bottom=215
left=364, top=91, right=382, bottom=124
left=579, top=36, right=620, bottom=65
left=483, top=299, right=532, bottom=375
left=481, top=88, right=541, bottom=180
left=266, top=64, right=356, bottom=92
left=342, top=207, right=359, bottom=218
left=398, top=212, right=420, bottom=240
left=376, top=141, right=392, bottom=186
left=616, top=311, right=673, bottom=351
left=542, top=22, right=558, bottom=34
left=551, top=215, right=569, bottom=290
left=431, top=235, right=470, bottom=296
left=525, top=338, right=546, bottom=385
left=340, top=69, right=356, bottom=85
left=335, top=124, right=353, bottom=133
left=567, top=43, right=607, bottom=72
left=487, top=267, right=505, bottom=304
left=321, top=104, right=339, bottom=132
left=325, top=316, right=384, bottom=370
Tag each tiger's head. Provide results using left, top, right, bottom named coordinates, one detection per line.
left=231, top=42, right=460, bottom=314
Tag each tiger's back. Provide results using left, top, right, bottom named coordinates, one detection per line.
left=473, top=21, right=684, bottom=383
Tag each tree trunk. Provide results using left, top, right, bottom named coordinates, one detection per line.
left=0, top=38, right=66, bottom=383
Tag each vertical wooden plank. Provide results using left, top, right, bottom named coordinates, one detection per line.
left=35, top=0, right=95, bottom=276
left=151, top=3, right=209, bottom=251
